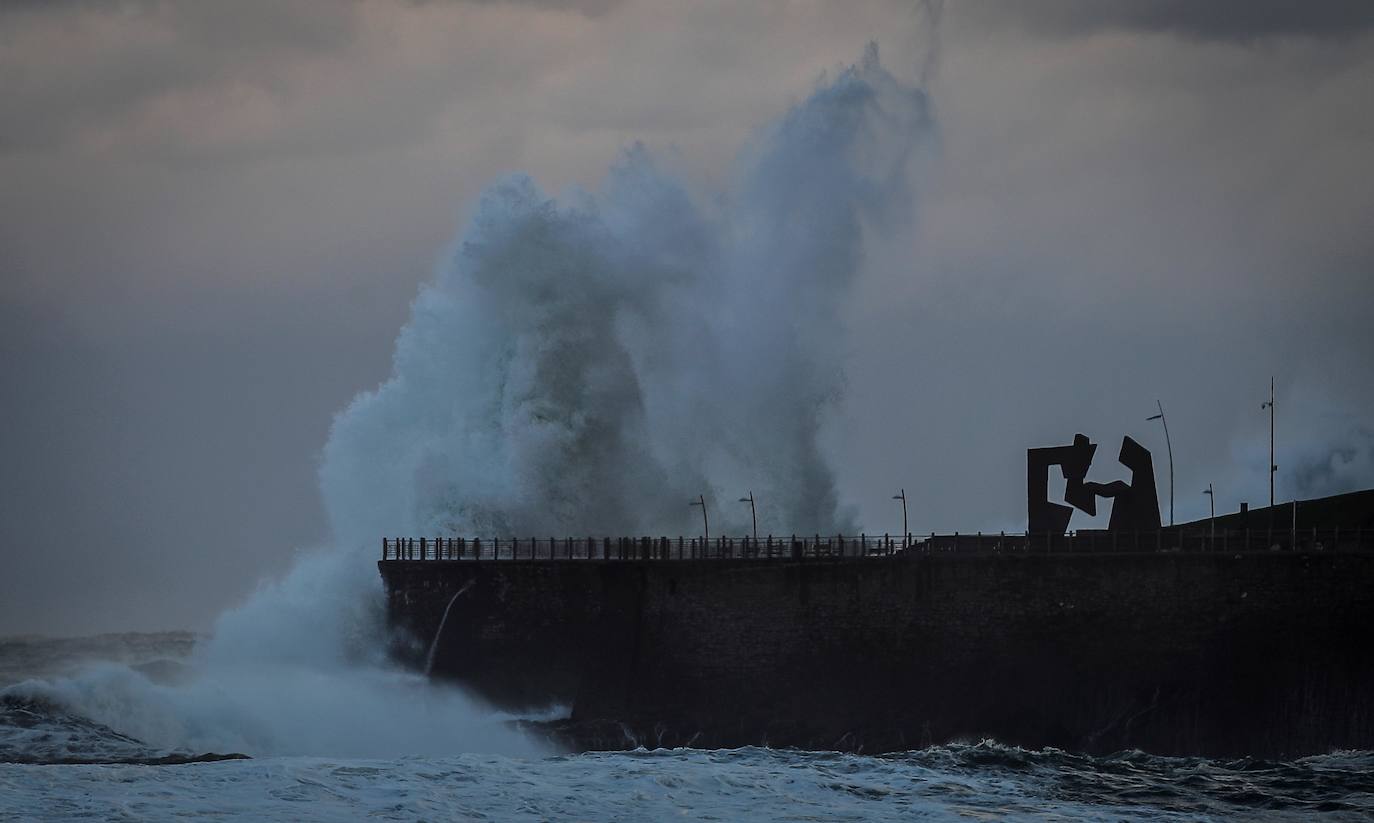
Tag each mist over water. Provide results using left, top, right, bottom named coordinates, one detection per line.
left=2, top=46, right=930, bottom=760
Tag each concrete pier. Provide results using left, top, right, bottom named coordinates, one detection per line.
left=382, top=542, right=1374, bottom=757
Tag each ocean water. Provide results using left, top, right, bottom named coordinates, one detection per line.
left=3, top=634, right=1373, bottom=822
left=5, top=726, right=1374, bottom=821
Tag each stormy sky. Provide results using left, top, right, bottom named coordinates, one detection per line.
left=3, top=1, right=1372, bottom=636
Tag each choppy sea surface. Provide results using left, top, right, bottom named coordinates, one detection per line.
left=2, top=634, right=1372, bottom=822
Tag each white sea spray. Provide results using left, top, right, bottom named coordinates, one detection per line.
left=1, top=45, right=931, bottom=761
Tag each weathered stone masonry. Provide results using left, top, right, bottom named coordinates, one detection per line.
left=381, top=551, right=1374, bottom=757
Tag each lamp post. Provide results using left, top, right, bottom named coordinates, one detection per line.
left=892, top=489, right=908, bottom=547
left=1147, top=400, right=1174, bottom=526
left=738, top=492, right=757, bottom=541
left=689, top=495, right=709, bottom=543
left=1204, top=483, right=1214, bottom=542
left=1261, top=378, right=1276, bottom=509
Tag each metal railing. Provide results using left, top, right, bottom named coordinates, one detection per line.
left=380, top=526, right=1373, bottom=561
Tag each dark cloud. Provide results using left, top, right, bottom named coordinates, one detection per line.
left=968, top=0, right=1374, bottom=41
left=425, top=0, right=624, bottom=16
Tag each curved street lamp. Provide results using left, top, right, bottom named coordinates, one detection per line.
left=892, top=489, right=908, bottom=547
left=1262, top=378, right=1276, bottom=508
left=1204, top=483, right=1215, bottom=540
left=689, top=495, right=709, bottom=543
left=738, top=492, right=757, bottom=541
left=1147, top=400, right=1174, bottom=526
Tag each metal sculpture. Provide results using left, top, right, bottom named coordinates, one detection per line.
left=1028, top=434, right=1162, bottom=533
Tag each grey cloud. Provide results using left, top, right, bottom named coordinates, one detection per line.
left=965, top=0, right=1374, bottom=41
left=0, top=1, right=359, bottom=154
left=420, top=0, right=624, bottom=16
left=0, top=0, right=577, bottom=161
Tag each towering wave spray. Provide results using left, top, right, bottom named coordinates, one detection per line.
left=3, top=46, right=932, bottom=759
left=323, top=43, right=929, bottom=541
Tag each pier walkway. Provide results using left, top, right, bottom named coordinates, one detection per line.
left=381, top=526, right=1373, bottom=561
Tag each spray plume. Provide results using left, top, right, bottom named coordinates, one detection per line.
left=4, top=46, right=932, bottom=758
left=322, top=42, right=929, bottom=542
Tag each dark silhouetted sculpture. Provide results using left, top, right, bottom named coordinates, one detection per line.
left=1028, top=433, right=1097, bottom=533
left=1099, top=436, right=1162, bottom=531
left=1029, top=434, right=1162, bottom=533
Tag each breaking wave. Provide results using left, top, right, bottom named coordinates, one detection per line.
left=1, top=45, right=930, bottom=761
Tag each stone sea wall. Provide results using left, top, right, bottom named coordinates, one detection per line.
left=381, top=551, right=1374, bottom=757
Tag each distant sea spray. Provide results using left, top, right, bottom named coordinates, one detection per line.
left=2, top=45, right=933, bottom=760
